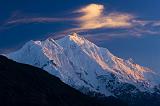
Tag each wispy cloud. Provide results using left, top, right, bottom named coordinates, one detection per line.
left=1, top=4, right=134, bottom=31
left=74, top=4, right=134, bottom=30
left=64, top=4, right=160, bottom=40
left=5, top=17, right=69, bottom=25
left=83, top=27, right=160, bottom=42
left=63, top=4, right=160, bottom=34
left=151, top=21, right=160, bottom=27
left=0, top=15, right=72, bottom=31
left=1, top=3, right=160, bottom=41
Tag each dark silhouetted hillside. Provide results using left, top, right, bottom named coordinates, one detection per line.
left=0, top=55, right=127, bottom=106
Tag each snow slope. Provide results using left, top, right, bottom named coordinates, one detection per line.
left=6, top=33, right=160, bottom=96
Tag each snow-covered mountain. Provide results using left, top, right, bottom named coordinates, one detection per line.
left=6, top=33, right=160, bottom=97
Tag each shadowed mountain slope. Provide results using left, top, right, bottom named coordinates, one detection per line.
left=0, top=55, right=126, bottom=106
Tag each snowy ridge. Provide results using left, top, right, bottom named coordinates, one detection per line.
left=6, top=33, right=160, bottom=96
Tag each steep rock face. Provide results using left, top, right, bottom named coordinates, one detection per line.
left=6, top=33, right=160, bottom=97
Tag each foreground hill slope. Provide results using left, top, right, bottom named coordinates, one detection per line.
left=0, top=55, right=126, bottom=106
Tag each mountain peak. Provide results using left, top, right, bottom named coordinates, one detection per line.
left=68, top=32, right=83, bottom=41
left=70, top=32, right=78, bottom=37
left=6, top=33, right=160, bottom=98
left=56, top=32, right=87, bottom=47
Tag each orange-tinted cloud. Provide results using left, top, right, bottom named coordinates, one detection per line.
left=76, top=4, right=104, bottom=21
left=1, top=3, right=160, bottom=40
left=75, top=4, right=134, bottom=30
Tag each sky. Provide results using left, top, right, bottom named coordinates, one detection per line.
left=0, top=0, right=160, bottom=71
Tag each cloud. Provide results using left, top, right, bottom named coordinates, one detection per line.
left=74, top=4, right=134, bottom=30
left=152, top=21, right=160, bottom=27
left=1, top=3, right=160, bottom=41
left=64, top=3, right=160, bottom=40
left=0, top=14, right=72, bottom=31
left=81, top=27, right=160, bottom=42
left=0, top=11, right=72, bottom=30
left=4, top=17, right=70, bottom=26
left=76, top=4, right=104, bottom=21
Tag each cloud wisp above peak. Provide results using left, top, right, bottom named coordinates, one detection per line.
left=76, top=4, right=104, bottom=21
left=74, top=4, right=134, bottom=30
left=2, top=4, right=134, bottom=31
left=63, top=3, right=160, bottom=40
left=4, top=17, right=71, bottom=26
left=1, top=3, right=160, bottom=41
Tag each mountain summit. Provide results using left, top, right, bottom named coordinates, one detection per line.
left=6, top=33, right=160, bottom=98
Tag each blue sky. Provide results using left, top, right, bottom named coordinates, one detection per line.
left=0, top=0, right=160, bottom=71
